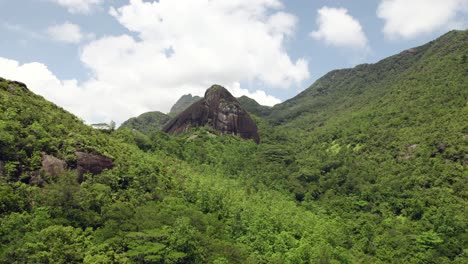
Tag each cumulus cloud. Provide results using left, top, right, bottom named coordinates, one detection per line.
left=377, top=0, right=468, bottom=39
left=2, top=0, right=304, bottom=124
left=50, top=0, right=103, bottom=14
left=0, top=57, right=88, bottom=119
left=47, top=22, right=93, bottom=44
left=106, top=0, right=308, bottom=88
left=310, top=7, right=368, bottom=49
left=228, top=83, right=281, bottom=106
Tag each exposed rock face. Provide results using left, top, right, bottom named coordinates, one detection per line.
left=76, top=152, right=114, bottom=181
left=41, top=154, right=67, bottom=177
left=163, top=85, right=260, bottom=143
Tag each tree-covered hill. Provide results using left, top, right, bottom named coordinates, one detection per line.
left=263, top=29, right=468, bottom=262
left=0, top=30, right=467, bottom=264
left=269, top=30, right=467, bottom=128
left=0, top=77, right=353, bottom=263
left=237, top=96, right=272, bottom=118
left=119, top=111, right=172, bottom=135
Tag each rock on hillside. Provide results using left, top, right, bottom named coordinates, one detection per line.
left=163, top=85, right=260, bottom=143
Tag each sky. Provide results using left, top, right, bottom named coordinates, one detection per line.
left=0, top=0, right=467, bottom=125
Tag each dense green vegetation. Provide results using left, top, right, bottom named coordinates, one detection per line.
left=237, top=96, right=272, bottom=117
left=119, top=112, right=172, bottom=135
left=0, top=30, right=467, bottom=263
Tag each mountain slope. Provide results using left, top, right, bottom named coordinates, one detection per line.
left=0, top=78, right=115, bottom=181
left=262, top=30, right=468, bottom=262
left=237, top=95, right=272, bottom=117
left=269, top=30, right=467, bottom=128
left=119, top=111, right=172, bottom=135
left=0, top=78, right=348, bottom=263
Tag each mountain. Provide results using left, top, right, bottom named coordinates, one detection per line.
left=269, top=30, right=467, bottom=128
left=260, top=30, right=467, bottom=261
left=120, top=94, right=269, bottom=136
left=237, top=95, right=272, bottom=117
left=163, top=85, right=260, bottom=143
left=0, top=30, right=466, bottom=263
left=169, top=93, right=202, bottom=116
left=119, top=111, right=171, bottom=135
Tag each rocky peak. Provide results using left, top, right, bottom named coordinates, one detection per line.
left=163, top=85, right=260, bottom=143
left=204, top=85, right=235, bottom=103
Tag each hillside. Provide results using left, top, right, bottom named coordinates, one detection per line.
left=237, top=96, right=272, bottom=117
left=0, top=30, right=467, bottom=263
left=119, top=111, right=172, bottom=135
left=0, top=78, right=116, bottom=182
left=0, top=78, right=352, bottom=263
left=269, top=30, right=467, bottom=128
left=263, top=30, right=468, bottom=262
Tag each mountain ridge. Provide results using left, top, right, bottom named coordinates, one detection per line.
left=120, top=93, right=270, bottom=135
left=268, top=30, right=467, bottom=126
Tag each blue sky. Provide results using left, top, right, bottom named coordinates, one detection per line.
left=1, top=0, right=467, bottom=124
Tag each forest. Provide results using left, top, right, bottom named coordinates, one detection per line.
left=0, top=30, right=466, bottom=263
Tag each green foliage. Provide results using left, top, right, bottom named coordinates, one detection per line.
left=119, top=112, right=172, bottom=135
left=237, top=96, right=272, bottom=117
left=0, top=31, right=467, bottom=263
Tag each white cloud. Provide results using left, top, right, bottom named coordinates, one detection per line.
left=0, top=57, right=86, bottom=118
left=228, top=83, right=281, bottom=106
left=310, top=7, right=368, bottom=49
left=47, top=22, right=92, bottom=44
left=377, top=0, right=468, bottom=39
left=2, top=0, right=306, bottom=124
left=51, top=0, right=103, bottom=14
left=105, top=0, right=308, bottom=88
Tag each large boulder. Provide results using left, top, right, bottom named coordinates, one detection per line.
left=28, top=154, right=68, bottom=186
left=76, top=152, right=114, bottom=181
left=163, top=85, right=260, bottom=143
left=41, top=154, right=67, bottom=177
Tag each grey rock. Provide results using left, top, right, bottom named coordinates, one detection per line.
left=163, top=85, right=260, bottom=143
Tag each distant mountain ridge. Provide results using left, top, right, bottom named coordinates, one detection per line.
left=169, top=94, right=202, bottom=116
left=120, top=93, right=270, bottom=135
left=119, top=111, right=172, bottom=135
left=237, top=96, right=272, bottom=117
